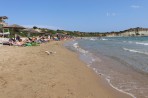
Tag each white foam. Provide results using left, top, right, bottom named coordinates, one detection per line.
left=91, top=58, right=95, bottom=62
left=90, top=67, right=136, bottom=98
left=106, top=78, right=136, bottom=98
left=89, top=61, right=93, bottom=64
left=123, top=41, right=127, bottom=43
left=123, top=48, right=148, bottom=55
left=93, top=68, right=98, bottom=73
left=101, top=38, right=108, bottom=41
left=73, top=43, right=79, bottom=48
left=90, top=66, right=136, bottom=98
left=135, top=42, right=148, bottom=46
left=73, top=42, right=88, bottom=54
left=90, top=38, right=97, bottom=41
left=126, top=41, right=148, bottom=46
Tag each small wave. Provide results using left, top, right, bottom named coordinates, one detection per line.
left=100, top=38, right=108, bottom=41
left=91, top=58, right=96, bottom=62
left=123, top=48, right=148, bottom=55
left=91, top=68, right=136, bottom=98
left=73, top=43, right=79, bottom=48
left=90, top=38, right=97, bottom=41
left=126, top=41, right=134, bottom=44
left=123, top=41, right=133, bottom=43
left=125, top=41, right=148, bottom=46
left=123, top=41, right=127, bottom=43
left=73, top=43, right=88, bottom=54
left=88, top=58, right=96, bottom=64
left=135, top=42, right=148, bottom=46
left=106, top=78, right=136, bottom=98
left=89, top=67, right=136, bottom=98
left=122, top=40, right=135, bottom=44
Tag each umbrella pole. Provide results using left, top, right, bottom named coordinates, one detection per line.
left=2, top=28, right=4, bottom=45
left=13, top=28, right=15, bottom=40
left=8, top=29, right=10, bottom=38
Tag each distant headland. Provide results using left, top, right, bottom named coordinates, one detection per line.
left=77, top=27, right=148, bottom=37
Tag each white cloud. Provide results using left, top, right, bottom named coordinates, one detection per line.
left=22, top=25, right=63, bottom=30
left=130, top=5, right=141, bottom=9
left=106, top=12, right=116, bottom=17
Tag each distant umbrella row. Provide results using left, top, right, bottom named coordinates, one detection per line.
left=3, top=24, right=25, bottom=29
left=3, top=24, right=44, bottom=34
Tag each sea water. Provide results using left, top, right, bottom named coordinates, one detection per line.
left=65, top=37, right=148, bottom=98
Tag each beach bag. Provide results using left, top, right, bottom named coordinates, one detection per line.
left=25, top=43, right=32, bottom=46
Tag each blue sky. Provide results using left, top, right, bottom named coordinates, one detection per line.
left=0, top=0, right=148, bottom=32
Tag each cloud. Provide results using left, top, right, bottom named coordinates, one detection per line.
left=106, top=12, right=116, bottom=17
left=130, top=5, right=141, bottom=9
left=22, top=25, right=63, bottom=30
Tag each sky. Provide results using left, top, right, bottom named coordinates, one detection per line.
left=0, top=0, right=148, bottom=32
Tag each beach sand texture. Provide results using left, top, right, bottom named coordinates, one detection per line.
left=0, top=41, right=132, bottom=98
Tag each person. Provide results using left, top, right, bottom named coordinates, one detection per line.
left=47, top=35, right=50, bottom=38
left=12, top=39, right=24, bottom=46
left=16, top=35, right=20, bottom=41
left=56, top=34, right=60, bottom=41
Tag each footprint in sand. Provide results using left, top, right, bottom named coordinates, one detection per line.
left=0, top=77, right=7, bottom=88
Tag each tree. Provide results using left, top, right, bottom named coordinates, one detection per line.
left=33, top=26, right=38, bottom=29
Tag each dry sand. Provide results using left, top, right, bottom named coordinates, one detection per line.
left=0, top=41, right=132, bottom=98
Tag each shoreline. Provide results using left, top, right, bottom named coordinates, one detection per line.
left=64, top=40, right=135, bottom=98
left=0, top=41, right=132, bottom=98
left=68, top=37, right=148, bottom=98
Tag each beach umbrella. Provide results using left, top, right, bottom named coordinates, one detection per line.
left=22, top=28, right=43, bottom=33
left=0, top=16, right=8, bottom=20
left=22, top=28, right=45, bottom=37
left=3, top=24, right=25, bottom=29
left=22, top=28, right=38, bottom=37
left=3, top=24, right=26, bottom=38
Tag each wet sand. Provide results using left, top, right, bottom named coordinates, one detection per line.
left=0, top=41, right=132, bottom=98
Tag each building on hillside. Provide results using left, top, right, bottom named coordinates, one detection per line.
left=0, top=16, right=10, bottom=37
left=0, top=16, right=8, bottom=27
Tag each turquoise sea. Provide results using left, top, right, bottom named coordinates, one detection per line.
left=65, top=37, right=148, bottom=98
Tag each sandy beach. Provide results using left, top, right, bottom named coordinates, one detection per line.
left=0, top=41, right=132, bottom=98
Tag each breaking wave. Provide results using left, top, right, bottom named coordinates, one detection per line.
left=123, top=48, right=148, bottom=56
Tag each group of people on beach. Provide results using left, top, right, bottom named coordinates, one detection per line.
left=2, top=33, right=74, bottom=46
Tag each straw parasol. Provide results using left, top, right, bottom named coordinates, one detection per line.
left=0, top=16, right=8, bottom=20
left=3, top=24, right=26, bottom=38
left=22, top=28, right=39, bottom=33
left=22, top=28, right=45, bottom=37
left=3, top=24, right=25, bottom=29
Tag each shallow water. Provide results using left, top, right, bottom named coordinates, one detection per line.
left=65, top=37, right=148, bottom=98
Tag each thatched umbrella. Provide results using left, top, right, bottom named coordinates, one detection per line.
left=22, top=28, right=39, bottom=33
left=0, top=16, right=8, bottom=20
left=22, top=28, right=45, bottom=37
left=3, top=24, right=25, bottom=29
left=3, top=24, right=25, bottom=38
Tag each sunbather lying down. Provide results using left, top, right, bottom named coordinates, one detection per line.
left=2, top=36, right=51, bottom=46
left=12, top=39, right=24, bottom=46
